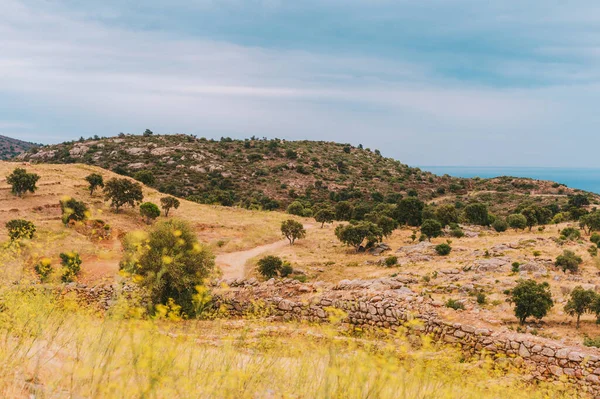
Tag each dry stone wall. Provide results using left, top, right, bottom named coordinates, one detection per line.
left=214, top=277, right=600, bottom=395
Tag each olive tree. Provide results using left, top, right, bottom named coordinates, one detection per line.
left=104, top=178, right=144, bottom=212
left=314, top=208, right=335, bottom=228
left=564, top=286, right=597, bottom=328
left=335, top=221, right=383, bottom=252
left=7, top=168, right=40, bottom=197
left=85, top=173, right=104, bottom=195
left=160, top=196, right=180, bottom=217
left=281, top=220, right=306, bottom=245
left=508, top=279, right=553, bottom=325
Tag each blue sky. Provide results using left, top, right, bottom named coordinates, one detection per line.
left=2, top=0, right=600, bottom=166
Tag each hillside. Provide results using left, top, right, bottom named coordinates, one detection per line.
left=15, top=133, right=595, bottom=217
left=0, top=135, right=37, bottom=159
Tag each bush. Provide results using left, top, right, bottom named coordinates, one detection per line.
left=560, top=227, right=581, bottom=241
left=257, top=256, right=283, bottom=279
left=449, top=225, right=465, bottom=238
left=492, top=219, right=508, bottom=233
left=435, top=243, right=452, bottom=256
left=464, top=203, right=489, bottom=226
left=555, top=250, right=583, bottom=273
left=420, top=219, right=442, bottom=240
left=445, top=299, right=465, bottom=310
left=476, top=292, right=487, bottom=305
left=584, top=336, right=600, bottom=348
left=140, top=202, right=161, bottom=224
left=507, top=214, right=527, bottom=230
left=6, top=219, right=36, bottom=241
left=286, top=201, right=305, bottom=216
left=591, top=232, right=600, bottom=246
left=281, top=220, right=306, bottom=245
left=335, top=221, right=383, bottom=252
left=508, top=279, right=553, bottom=324
left=60, top=252, right=82, bottom=283
left=511, top=262, right=520, bottom=273
left=34, top=257, right=53, bottom=282
left=120, top=219, right=214, bottom=316
left=385, top=256, right=398, bottom=267
left=60, top=197, right=88, bottom=224
left=280, top=262, right=294, bottom=277
left=7, top=168, right=40, bottom=197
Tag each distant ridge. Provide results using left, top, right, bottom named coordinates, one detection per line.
left=0, top=135, right=38, bottom=160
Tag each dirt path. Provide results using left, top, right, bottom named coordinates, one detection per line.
left=217, top=224, right=314, bottom=280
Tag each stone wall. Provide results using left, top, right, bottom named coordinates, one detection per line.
left=213, top=277, right=600, bottom=394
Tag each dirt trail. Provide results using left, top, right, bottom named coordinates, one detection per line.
left=217, top=224, right=314, bottom=280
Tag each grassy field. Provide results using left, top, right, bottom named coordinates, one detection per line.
left=0, top=288, right=580, bottom=399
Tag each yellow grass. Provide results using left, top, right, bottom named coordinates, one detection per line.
left=0, top=288, right=581, bottom=399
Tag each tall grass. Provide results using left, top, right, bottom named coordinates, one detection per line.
left=0, top=288, right=580, bottom=398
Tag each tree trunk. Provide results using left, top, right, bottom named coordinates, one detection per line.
left=577, top=314, right=581, bottom=329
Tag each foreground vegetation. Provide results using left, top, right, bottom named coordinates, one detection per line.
left=0, top=289, right=581, bottom=398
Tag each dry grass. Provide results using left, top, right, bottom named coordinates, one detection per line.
left=0, top=288, right=581, bottom=399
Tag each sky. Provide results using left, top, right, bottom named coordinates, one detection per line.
left=2, top=0, right=600, bottom=167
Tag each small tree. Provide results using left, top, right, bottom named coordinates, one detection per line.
left=564, top=286, right=597, bottom=328
left=140, top=202, right=161, bottom=224
left=521, top=207, right=539, bottom=231
left=6, top=219, right=36, bottom=241
left=60, top=198, right=88, bottom=224
left=281, top=220, right=306, bottom=245
left=314, top=208, right=335, bottom=228
left=160, top=196, right=181, bottom=217
left=508, top=279, right=553, bottom=325
left=104, top=178, right=144, bottom=212
left=420, top=219, right=442, bottom=240
left=7, top=168, right=40, bottom=197
left=507, top=214, right=527, bottom=231
left=257, top=255, right=283, bottom=279
left=591, top=232, right=600, bottom=247
left=286, top=201, right=305, bottom=216
left=334, top=201, right=354, bottom=221
left=555, top=250, right=583, bottom=273
left=395, top=197, right=424, bottom=227
left=335, top=221, right=383, bottom=252
left=60, top=252, right=82, bottom=283
left=435, top=243, right=452, bottom=256
left=85, top=173, right=104, bottom=195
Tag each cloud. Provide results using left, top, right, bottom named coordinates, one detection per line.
left=1, top=0, right=600, bottom=167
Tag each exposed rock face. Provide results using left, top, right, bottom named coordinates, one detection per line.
left=29, top=149, right=57, bottom=160
left=69, top=144, right=89, bottom=157
left=472, top=257, right=511, bottom=272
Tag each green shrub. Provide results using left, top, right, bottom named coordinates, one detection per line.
left=507, top=214, right=527, bottom=230
left=140, top=202, right=161, bottom=224
left=420, top=219, right=442, bottom=240
left=560, top=227, right=581, bottom=241
left=555, top=250, right=583, bottom=273
left=591, top=232, right=600, bottom=246
left=280, top=262, right=294, bottom=277
left=385, top=256, right=398, bottom=267
left=584, top=336, right=600, bottom=348
left=60, top=252, right=82, bottom=283
left=511, top=262, right=520, bottom=273
left=508, top=279, right=553, bottom=324
left=6, top=219, right=36, bottom=241
left=258, top=255, right=284, bottom=279
left=85, top=173, right=104, bottom=195
left=445, top=299, right=465, bottom=310
left=7, top=168, right=40, bottom=197
left=492, top=219, right=508, bottom=233
left=286, top=201, right=305, bottom=216
left=60, top=197, right=89, bottom=224
left=476, top=292, right=487, bottom=305
left=435, top=243, right=452, bottom=256
left=450, top=226, right=465, bottom=238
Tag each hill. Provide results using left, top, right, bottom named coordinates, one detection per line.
left=15, top=133, right=596, bottom=218
left=0, top=134, right=37, bottom=159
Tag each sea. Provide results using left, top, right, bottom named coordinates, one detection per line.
left=418, top=166, right=600, bottom=195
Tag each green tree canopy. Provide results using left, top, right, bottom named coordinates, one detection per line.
left=7, top=168, right=40, bottom=197
left=281, top=219, right=306, bottom=245
left=395, top=197, right=424, bottom=227
left=435, top=204, right=459, bottom=227
left=420, top=219, right=442, bottom=240
left=104, top=178, right=144, bottom=212
left=314, top=208, right=335, bottom=228
left=507, top=213, right=527, bottom=230
left=134, top=170, right=156, bottom=186
left=160, top=196, right=181, bottom=217
left=509, top=279, right=553, bottom=324
left=564, top=286, right=597, bottom=328
left=335, top=221, right=383, bottom=252
left=140, top=202, right=161, bottom=224
left=60, top=197, right=89, bottom=225
left=555, top=250, right=583, bottom=273
left=85, top=173, right=104, bottom=195
left=463, top=203, right=489, bottom=226
left=6, top=219, right=36, bottom=241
